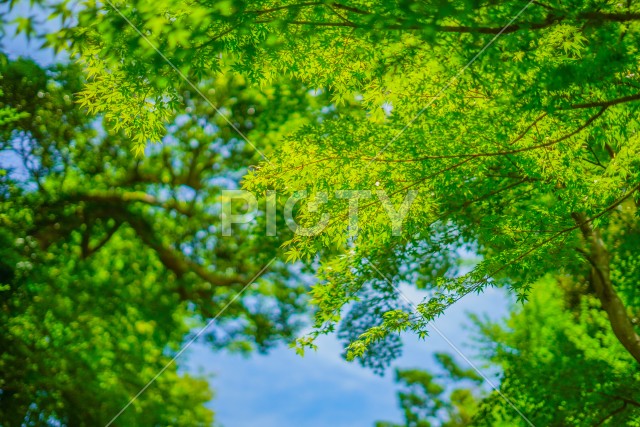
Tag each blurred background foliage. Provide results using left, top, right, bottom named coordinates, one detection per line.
left=0, top=52, right=328, bottom=424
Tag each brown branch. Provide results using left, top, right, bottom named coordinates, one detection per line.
left=122, top=211, right=244, bottom=288
left=255, top=19, right=356, bottom=27
left=605, top=143, right=617, bottom=159
left=430, top=18, right=557, bottom=34
left=509, top=113, right=548, bottom=146
left=281, top=107, right=605, bottom=175
left=593, top=402, right=627, bottom=427
left=224, top=4, right=640, bottom=40
left=88, top=221, right=122, bottom=257
left=558, top=385, right=640, bottom=408
left=37, top=195, right=243, bottom=291
left=364, top=107, right=607, bottom=163
left=246, top=2, right=323, bottom=16
left=69, top=190, right=194, bottom=217
left=81, top=220, right=122, bottom=259
left=531, top=1, right=556, bottom=12
left=271, top=92, right=639, bottom=174
left=483, top=184, right=640, bottom=282
left=581, top=11, right=640, bottom=22
left=331, top=2, right=371, bottom=15
left=572, top=209, right=640, bottom=364
left=571, top=93, right=640, bottom=109
left=250, top=10, right=640, bottom=34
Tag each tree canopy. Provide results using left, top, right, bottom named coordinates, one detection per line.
left=44, top=0, right=640, bottom=364
left=3, top=0, right=640, bottom=425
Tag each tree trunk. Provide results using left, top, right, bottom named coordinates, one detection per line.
left=573, top=213, right=640, bottom=364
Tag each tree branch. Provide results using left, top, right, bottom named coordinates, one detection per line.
left=571, top=93, right=640, bottom=110
left=69, top=190, right=195, bottom=217
left=593, top=402, right=627, bottom=427
left=81, top=220, right=122, bottom=259
left=248, top=9, right=640, bottom=35
left=572, top=211, right=640, bottom=364
left=119, top=210, right=245, bottom=289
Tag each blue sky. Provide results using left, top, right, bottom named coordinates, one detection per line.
left=2, top=10, right=511, bottom=427
left=185, top=286, right=508, bottom=427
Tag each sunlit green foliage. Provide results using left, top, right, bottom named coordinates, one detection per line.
left=13, top=0, right=640, bottom=368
